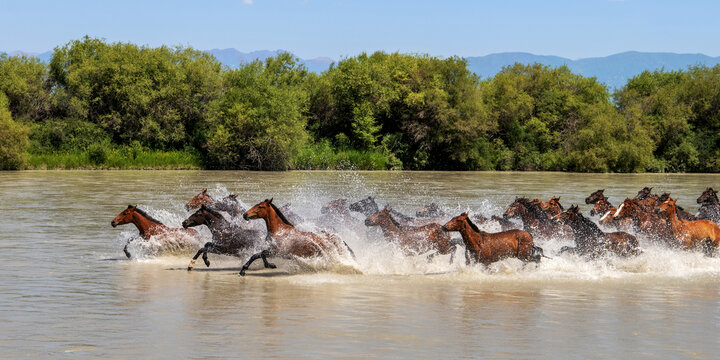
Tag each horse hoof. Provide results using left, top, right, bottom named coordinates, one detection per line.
left=187, top=266, right=193, bottom=271
left=267, top=263, right=277, bottom=269
left=239, top=270, right=246, bottom=277
left=204, top=260, right=210, bottom=267
left=124, top=250, right=131, bottom=258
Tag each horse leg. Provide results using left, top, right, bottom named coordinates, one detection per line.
left=343, top=241, right=356, bottom=260
left=188, top=242, right=212, bottom=271
left=559, top=246, right=575, bottom=255
left=123, top=238, right=136, bottom=258
left=448, top=245, right=457, bottom=264
left=240, top=250, right=275, bottom=276
left=702, top=239, right=715, bottom=257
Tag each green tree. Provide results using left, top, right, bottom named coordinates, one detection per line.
left=0, top=92, right=29, bottom=169
left=0, top=54, right=51, bottom=121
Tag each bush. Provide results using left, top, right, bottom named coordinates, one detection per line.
left=86, top=142, right=109, bottom=165
left=0, top=93, right=29, bottom=169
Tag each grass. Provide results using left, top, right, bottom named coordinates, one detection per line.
left=291, top=141, right=401, bottom=170
left=26, top=148, right=202, bottom=170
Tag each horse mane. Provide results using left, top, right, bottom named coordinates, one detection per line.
left=202, top=206, right=226, bottom=222
left=518, top=198, right=552, bottom=224
left=385, top=211, right=405, bottom=229
left=134, top=207, right=164, bottom=225
left=270, top=202, right=294, bottom=227
left=465, top=216, right=482, bottom=233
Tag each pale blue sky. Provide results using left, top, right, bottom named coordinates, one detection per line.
left=2, top=0, right=718, bottom=59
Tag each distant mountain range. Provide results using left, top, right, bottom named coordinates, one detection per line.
left=6, top=49, right=720, bottom=89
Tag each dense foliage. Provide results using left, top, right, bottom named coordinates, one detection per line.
left=1, top=37, right=720, bottom=172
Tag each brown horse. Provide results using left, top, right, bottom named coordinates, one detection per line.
left=416, top=203, right=446, bottom=218
left=503, top=197, right=572, bottom=240
left=612, top=198, right=673, bottom=242
left=442, top=213, right=544, bottom=266
left=111, top=205, right=200, bottom=257
left=552, top=205, right=640, bottom=257
left=364, top=206, right=455, bottom=260
left=585, top=189, right=607, bottom=205
left=186, top=188, right=245, bottom=217
left=240, top=198, right=355, bottom=276
left=656, top=198, right=720, bottom=255
left=539, top=196, right=564, bottom=216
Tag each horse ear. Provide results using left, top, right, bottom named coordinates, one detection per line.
left=269, top=197, right=273, bottom=204
left=127, top=205, right=133, bottom=209
left=202, top=188, right=207, bottom=193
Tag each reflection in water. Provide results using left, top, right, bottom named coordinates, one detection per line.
left=1, top=171, right=720, bottom=358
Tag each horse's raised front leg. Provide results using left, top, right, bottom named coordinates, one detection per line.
left=123, top=238, right=136, bottom=258
left=239, top=250, right=274, bottom=276
left=188, top=242, right=213, bottom=271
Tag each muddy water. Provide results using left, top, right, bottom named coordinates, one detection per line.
left=1, top=170, right=719, bottom=358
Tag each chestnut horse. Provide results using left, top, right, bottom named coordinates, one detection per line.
left=240, top=198, right=355, bottom=276
left=585, top=189, right=607, bottom=205
left=696, top=187, right=720, bottom=223
left=364, top=206, right=456, bottom=261
left=539, top=196, right=564, bottom=216
left=111, top=205, right=200, bottom=258
left=186, top=188, right=245, bottom=217
left=182, top=205, right=266, bottom=270
left=656, top=198, right=720, bottom=255
left=348, top=196, right=429, bottom=226
left=442, top=213, right=545, bottom=266
left=552, top=205, right=639, bottom=257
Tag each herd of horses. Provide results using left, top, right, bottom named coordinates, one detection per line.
left=110, top=186, right=720, bottom=276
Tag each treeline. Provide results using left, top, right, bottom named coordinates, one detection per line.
left=1, top=37, right=720, bottom=172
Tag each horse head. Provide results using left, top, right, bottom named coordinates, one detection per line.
left=112, top=205, right=137, bottom=227
left=697, top=187, right=719, bottom=204
left=655, top=198, right=678, bottom=217
left=503, top=198, right=527, bottom=219
left=243, top=198, right=274, bottom=221
left=442, top=212, right=474, bottom=232
left=349, top=196, right=379, bottom=216
left=552, top=205, right=579, bottom=225
left=542, top=196, right=564, bottom=215
left=635, top=187, right=654, bottom=201
left=186, top=188, right=213, bottom=211
left=585, top=189, right=605, bottom=204
left=182, top=205, right=216, bottom=228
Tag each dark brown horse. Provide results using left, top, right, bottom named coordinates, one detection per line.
left=442, top=213, right=545, bottom=266
left=186, top=188, right=245, bottom=217
left=111, top=205, right=200, bottom=257
left=697, top=187, right=720, bottom=223
left=552, top=205, right=639, bottom=257
left=503, top=198, right=572, bottom=240
left=585, top=189, right=607, bottom=205
left=240, top=198, right=355, bottom=276
left=348, top=196, right=431, bottom=226
left=182, top=205, right=266, bottom=270
left=364, top=206, right=455, bottom=260
left=656, top=198, right=720, bottom=255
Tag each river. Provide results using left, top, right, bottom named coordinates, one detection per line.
left=1, top=170, right=719, bottom=358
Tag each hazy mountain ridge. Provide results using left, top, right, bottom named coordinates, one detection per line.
left=5, top=48, right=720, bottom=88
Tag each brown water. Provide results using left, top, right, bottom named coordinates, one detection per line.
left=1, top=170, right=720, bottom=359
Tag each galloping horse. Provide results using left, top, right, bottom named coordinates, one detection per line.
left=442, top=213, right=545, bottom=266
left=696, top=187, right=720, bottom=223
left=240, top=198, right=355, bottom=276
left=585, top=189, right=607, bottom=205
left=503, top=198, right=571, bottom=240
left=364, top=206, right=456, bottom=260
left=186, top=188, right=245, bottom=217
left=539, top=196, right=564, bottom=216
left=111, top=205, right=200, bottom=257
left=552, top=205, right=639, bottom=257
left=182, top=205, right=266, bottom=270
left=634, top=187, right=661, bottom=212
left=348, top=196, right=436, bottom=227
left=656, top=198, right=720, bottom=255
left=612, top=198, right=673, bottom=242
left=416, top=203, right=446, bottom=218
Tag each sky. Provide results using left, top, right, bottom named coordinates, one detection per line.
left=2, top=0, right=719, bottom=59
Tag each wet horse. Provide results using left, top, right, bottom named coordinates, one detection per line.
left=182, top=205, right=266, bottom=270
left=612, top=198, right=673, bottom=242
left=364, top=206, right=456, bottom=261
left=442, top=213, right=545, bottom=266
left=539, top=196, right=564, bottom=216
left=240, top=198, right=355, bottom=276
left=111, top=205, right=200, bottom=257
left=552, top=205, right=639, bottom=257
left=348, top=196, right=433, bottom=226
left=186, top=188, right=245, bottom=217
left=503, top=198, right=572, bottom=240
left=656, top=198, right=720, bottom=255
left=416, top=203, right=446, bottom=218
left=585, top=189, right=607, bottom=205
left=696, top=187, right=720, bottom=223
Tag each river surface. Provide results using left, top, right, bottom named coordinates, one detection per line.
left=1, top=170, right=720, bottom=359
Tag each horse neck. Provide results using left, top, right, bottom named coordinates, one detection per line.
left=132, top=212, right=165, bottom=237
left=263, top=208, right=293, bottom=235
left=576, top=215, right=604, bottom=238
left=663, top=206, right=684, bottom=233
left=458, top=220, right=483, bottom=248
left=376, top=214, right=403, bottom=237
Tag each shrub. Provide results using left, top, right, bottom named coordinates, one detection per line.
left=0, top=93, right=29, bottom=169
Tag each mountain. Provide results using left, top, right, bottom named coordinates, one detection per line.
left=466, top=51, right=720, bottom=88
left=5, top=47, right=720, bottom=89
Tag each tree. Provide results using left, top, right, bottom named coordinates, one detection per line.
left=0, top=92, right=29, bottom=169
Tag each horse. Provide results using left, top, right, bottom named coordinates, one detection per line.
left=656, top=193, right=696, bottom=221
left=611, top=198, right=673, bottom=242
left=240, top=198, right=355, bottom=276
left=416, top=203, right=446, bottom=218
left=111, top=205, right=200, bottom=258
left=634, top=187, right=661, bottom=212
left=442, top=213, right=545, bottom=266
left=503, top=197, right=572, bottom=240
left=185, top=188, right=245, bottom=217
left=316, top=198, right=365, bottom=233
left=552, top=205, right=640, bottom=257
left=696, top=187, right=720, bottom=223
left=540, top=196, right=564, bottom=216
left=585, top=189, right=607, bottom=205
left=472, top=213, right=520, bottom=232
left=656, top=198, right=720, bottom=255
left=182, top=205, right=266, bottom=270
left=348, top=196, right=434, bottom=227
left=364, top=206, right=456, bottom=261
